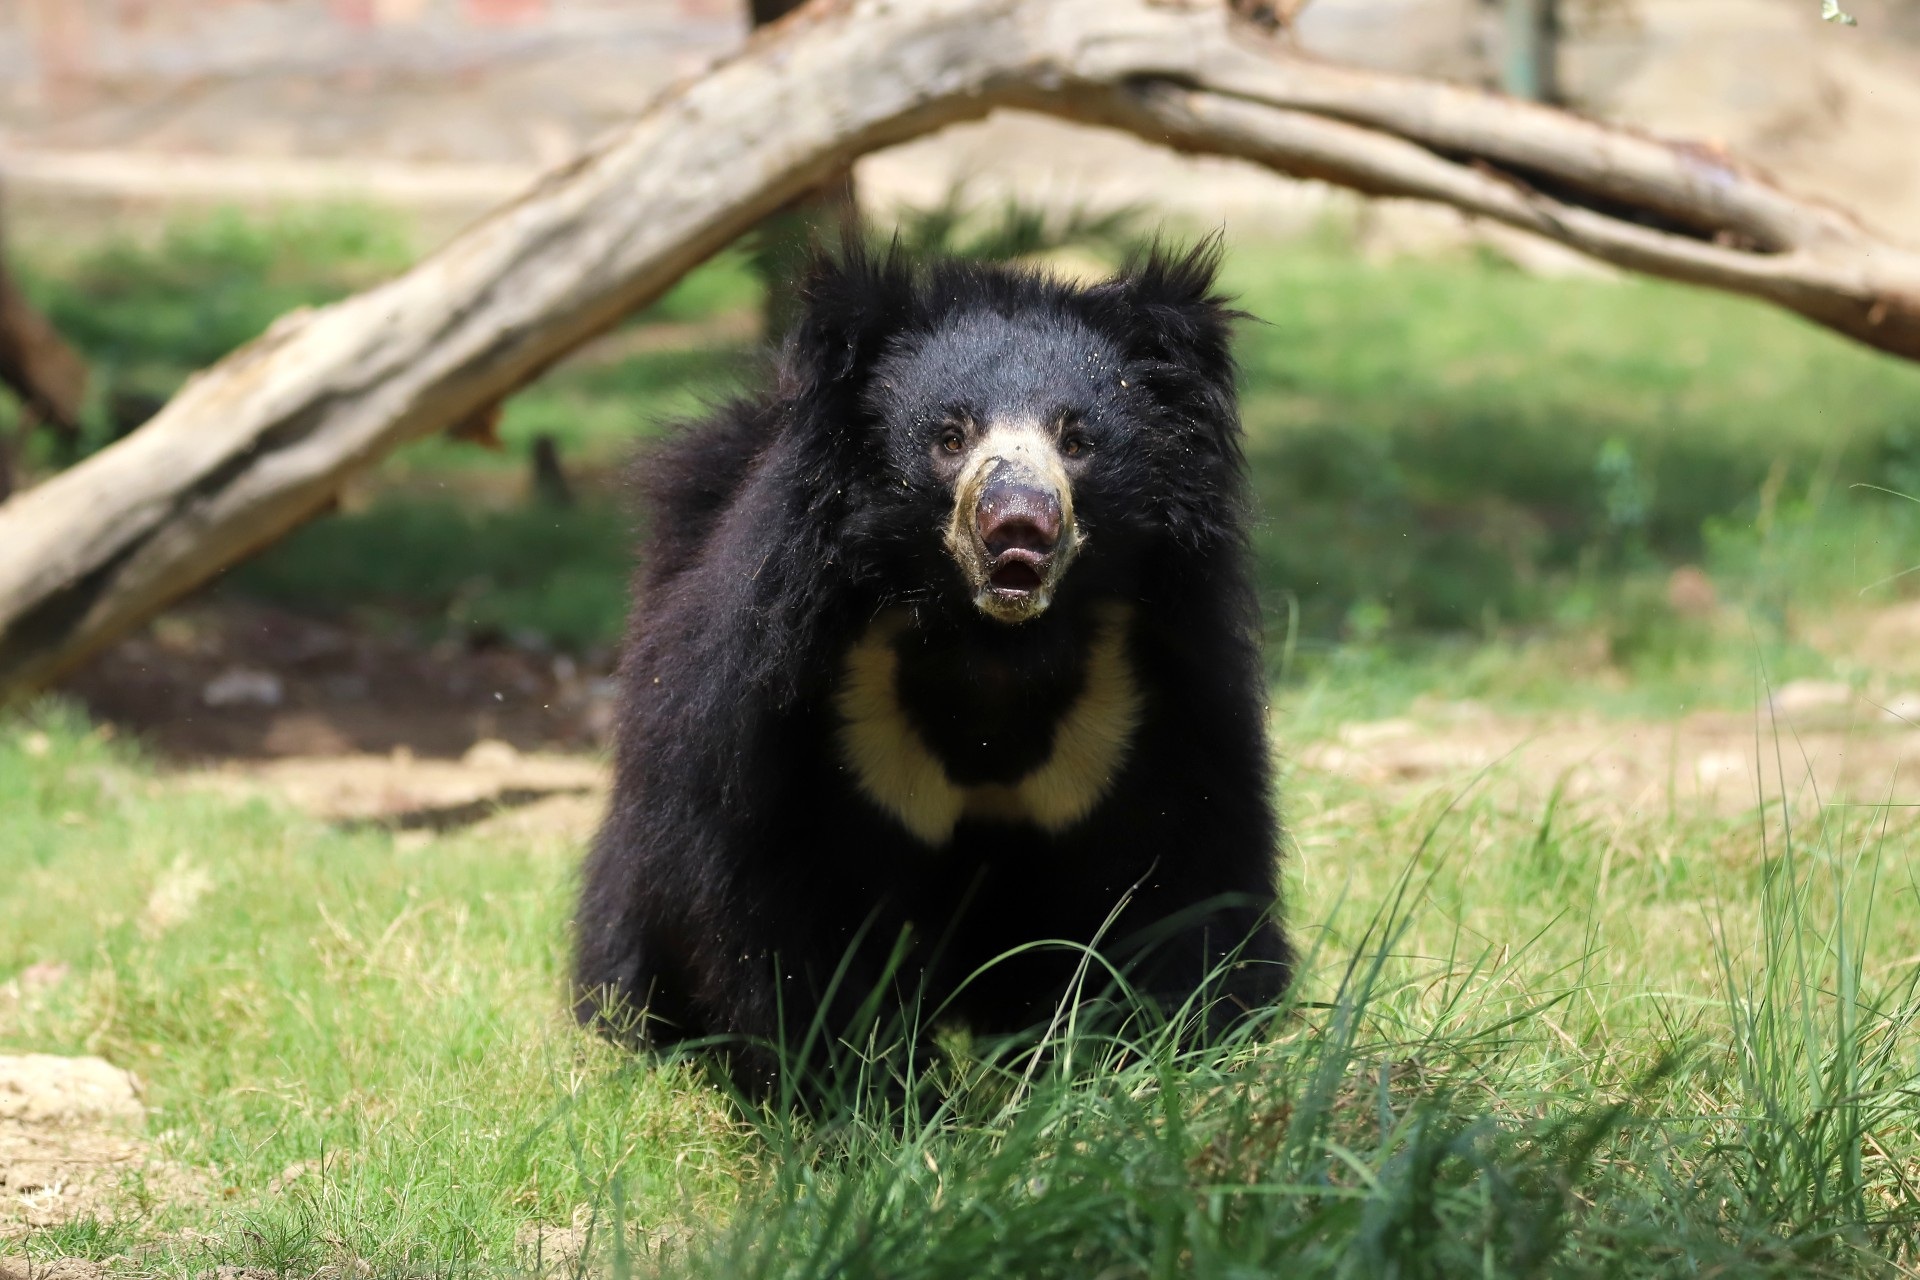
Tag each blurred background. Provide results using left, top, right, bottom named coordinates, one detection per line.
left=4, top=0, right=1920, bottom=774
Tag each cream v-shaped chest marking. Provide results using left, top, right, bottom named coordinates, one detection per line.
left=835, top=604, right=1142, bottom=846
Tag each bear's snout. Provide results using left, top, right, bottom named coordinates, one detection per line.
left=944, top=424, right=1081, bottom=624
left=977, top=476, right=1062, bottom=555
left=977, top=475, right=1062, bottom=597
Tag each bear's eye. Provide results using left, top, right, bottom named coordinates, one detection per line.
left=939, top=429, right=965, bottom=454
left=1062, top=434, right=1091, bottom=458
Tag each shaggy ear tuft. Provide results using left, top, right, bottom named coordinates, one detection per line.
left=788, top=236, right=919, bottom=392
left=1081, top=238, right=1243, bottom=458
left=1127, top=237, right=1228, bottom=312
left=1099, top=237, right=1239, bottom=377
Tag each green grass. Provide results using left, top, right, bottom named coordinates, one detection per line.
left=1227, top=243, right=1920, bottom=634
left=4, top=694, right=1919, bottom=1276
left=0, top=706, right=751, bottom=1272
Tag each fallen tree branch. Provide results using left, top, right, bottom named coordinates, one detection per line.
left=3, top=0, right=1917, bottom=695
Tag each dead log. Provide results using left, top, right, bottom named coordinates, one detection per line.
left=3, top=0, right=1919, bottom=696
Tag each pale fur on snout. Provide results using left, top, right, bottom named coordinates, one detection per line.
left=942, top=419, right=1081, bottom=623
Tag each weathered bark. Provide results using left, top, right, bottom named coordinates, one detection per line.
left=3, top=0, right=1920, bottom=696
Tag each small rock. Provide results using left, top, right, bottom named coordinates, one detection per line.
left=461, top=738, right=520, bottom=770
left=321, top=673, right=369, bottom=702
left=1337, top=718, right=1420, bottom=748
left=0, top=1055, right=143, bottom=1126
left=1694, top=750, right=1749, bottom=786
left=201, top=667, right=284, bottom=710
left=1768, top=679, right=1852, bottom=716
left=1881, top=692, right=1920, bottom=725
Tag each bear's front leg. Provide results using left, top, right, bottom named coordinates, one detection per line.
left=681, top=890, right=931, bottom=1108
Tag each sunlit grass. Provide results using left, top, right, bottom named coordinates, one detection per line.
left=4, top=700, right=1918, bottom=1275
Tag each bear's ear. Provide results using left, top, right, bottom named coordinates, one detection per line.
left=1090, top=238, right=1238, bottom=383
left=785, top=237, right=919, bottom=399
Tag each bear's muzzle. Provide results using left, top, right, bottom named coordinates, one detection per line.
left=944, top=421, right=1080, bottom=623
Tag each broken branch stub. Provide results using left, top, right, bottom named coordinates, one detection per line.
left=0, top=255, right=88, bottom=437
left=3, top=0, right=1918, bottom=697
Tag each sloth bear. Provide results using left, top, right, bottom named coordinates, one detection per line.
left=574, top=241, right=1290, bottom=1093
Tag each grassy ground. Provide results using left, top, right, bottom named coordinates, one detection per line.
left=5, top=697, right=1919, bottom=1276
left=5, top=208, right=1920, bottom=1274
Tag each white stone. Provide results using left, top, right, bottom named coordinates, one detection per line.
left=1767, top=679, right=1852, bottom=716
left=0, top=1055, right=142, bottom=1126
left=461, top=738, right=521, bottom=770
left=201, top=667, right=284, bottom=709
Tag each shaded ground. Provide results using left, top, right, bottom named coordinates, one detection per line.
left=65, top=601, right=615, bottom=762
left=57, top=598, right=1920, bottom=847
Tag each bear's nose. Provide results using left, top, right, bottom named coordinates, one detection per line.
left=976, top=477, right=1063, bottom=557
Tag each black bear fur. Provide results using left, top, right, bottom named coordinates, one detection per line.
left=573, top=241, right=1291, bottom=1094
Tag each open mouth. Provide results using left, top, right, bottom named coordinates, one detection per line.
left=987, top=551, right=1047, bottom=596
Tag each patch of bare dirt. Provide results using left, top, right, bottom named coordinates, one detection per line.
left=60, top=594, right=1920, bottom=840
left=65, top=602, right=616, bottom=763
left=55, top=601, right=618, bottom=840
left=0, top=1056, right=197, bottom=1242
left=189, top=737, right=607, bottom=839
left=1294, top=685, right=1920, bottom=817
left=0, top=1258, right=114, bottom=1280
left=513, top=1206, right=694, bottom=1279
left=201, top=688, right=1920, bottom=845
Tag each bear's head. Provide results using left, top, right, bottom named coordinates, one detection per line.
left=786, top=240, right=1245, bottom=626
